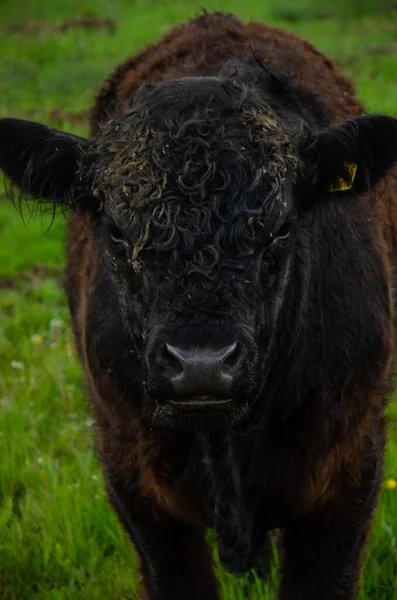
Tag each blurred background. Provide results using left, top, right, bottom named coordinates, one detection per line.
left=1, top=1, right=397, bottom=598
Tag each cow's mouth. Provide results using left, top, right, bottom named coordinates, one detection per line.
left=169, top=396, right=233, bottom=410
left=152, top=394, right=248, bottom=431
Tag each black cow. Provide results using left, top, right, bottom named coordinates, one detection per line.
left=2, top=12, right=397, bottom=600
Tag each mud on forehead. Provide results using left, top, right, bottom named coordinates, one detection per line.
left=89, top=77, right=298, bottom=232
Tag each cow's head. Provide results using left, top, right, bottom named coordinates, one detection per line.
left=2, top=67, right=397, bottom=431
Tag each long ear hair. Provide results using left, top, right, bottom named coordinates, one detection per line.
left=0, top=118, right=95, bottom=216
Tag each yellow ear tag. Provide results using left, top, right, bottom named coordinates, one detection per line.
left=329, top=162, right=357, bottom=192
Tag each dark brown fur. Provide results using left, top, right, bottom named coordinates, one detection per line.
left=59, top=12, right=397, bottom=600
left=16, top=11, right=397, bottom=600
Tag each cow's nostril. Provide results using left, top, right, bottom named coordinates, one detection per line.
left=161, top=343, right=183, bottom=375
left=161, top=341, right=241, bottom=399
left=164, top=343, right=185, bottom=367
left=223, top=342, right=241, bottom=370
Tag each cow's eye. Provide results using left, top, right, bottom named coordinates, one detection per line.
left=273, top=222, right=291, bottom=242
left=109, top=224, right=128, bottom=246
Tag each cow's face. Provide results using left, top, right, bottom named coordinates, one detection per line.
left=89, top=77, right=298, bottom=429
left=2, top=72, right=397, bottom=430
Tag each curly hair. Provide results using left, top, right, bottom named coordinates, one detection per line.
left=88, top=72, right=299, bottom=315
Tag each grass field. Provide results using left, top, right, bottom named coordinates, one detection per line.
left=1, top=1, right=397, bottom=598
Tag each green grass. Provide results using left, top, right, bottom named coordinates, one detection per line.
left=1, top=1, right=397, bottom=598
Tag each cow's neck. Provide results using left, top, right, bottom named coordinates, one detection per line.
left=198, top=433, right=258, bottom=573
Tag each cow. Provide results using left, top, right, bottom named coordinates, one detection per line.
left=1, top=11, right=397, bottom=600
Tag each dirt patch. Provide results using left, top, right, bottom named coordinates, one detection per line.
left=45, top=108, right=88, bottom=127
left=20, top=108, right=89, bottom=128
left=5, top=16, right=116, bottom=36
left=336, top=41, right=397, bottom=68
left=0, top=265, right=64, bottom=289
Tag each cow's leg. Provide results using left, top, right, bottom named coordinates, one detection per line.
left=107, top=482, right=219, bottom=600
left=279, top=458, right=381, bottom=600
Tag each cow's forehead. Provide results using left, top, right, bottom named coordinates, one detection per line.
left=91, top=104, right=297, bottom=227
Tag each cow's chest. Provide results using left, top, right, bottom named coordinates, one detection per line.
left=194, top=433, right=285, bottom=574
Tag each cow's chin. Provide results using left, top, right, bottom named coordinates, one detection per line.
left=151, top=397, right=250, bottom=432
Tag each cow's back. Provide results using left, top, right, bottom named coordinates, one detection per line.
left=89, top=12, right=364, bottom=136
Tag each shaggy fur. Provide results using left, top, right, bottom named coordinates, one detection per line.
left=3, top=11, right=397, bottom=600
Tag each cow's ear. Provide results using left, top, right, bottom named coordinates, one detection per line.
left=299, top=114, right=397, bottom=208
left=0, top=118, right=95, bottom=211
